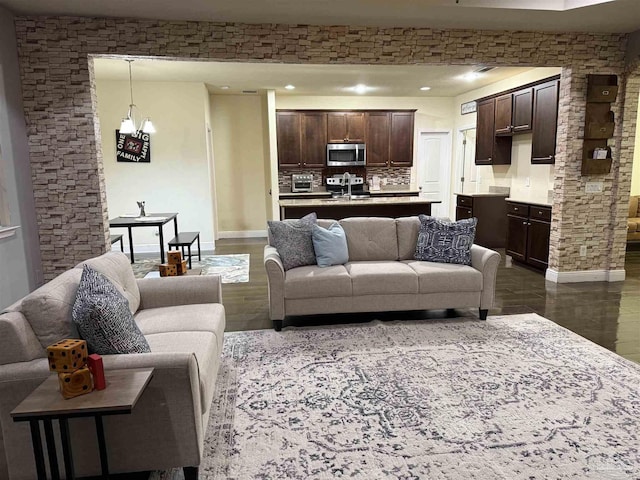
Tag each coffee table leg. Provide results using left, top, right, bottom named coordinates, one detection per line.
left=95, top=415, right=109, bottom=478
left=43, top=419, right=60, bottom=480
left=29, top=420, right=47, bottom=480
left=59, top=418, right=76, bottom=480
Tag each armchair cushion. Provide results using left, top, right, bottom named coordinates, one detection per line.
left=72, top=265, right=150, bottom=355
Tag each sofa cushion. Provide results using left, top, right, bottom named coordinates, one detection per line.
left=145, top=331, right=220, bottom=413
left=345, top=261, right=418, bottom=295
left=403, top=260, right=483, bottom=293
left=268, top=213, right=317, bottom=270
left=312, top=222, right=349, bottom=267
left=284, top=265, right=352, bottom=299
left=340, top=217, right=399, bottom=261
left=628, top=218, right=640, bottom=233
left=415, top=215, right=477, bottom=265
left=76, top=251, right=140, bottom=314
left=396, top=216, right=421, bottom=260
left=134, top=303, right=225, bottom=343
left=72, top=265, right=151, bottom=355
left=20, top=268, right=82, bottom=348
left=629, top=196, right=639, bottom=218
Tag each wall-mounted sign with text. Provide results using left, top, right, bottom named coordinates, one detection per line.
left=460, top=101, right=477, bottom=115
left=116, top=130, right=151, bottom=163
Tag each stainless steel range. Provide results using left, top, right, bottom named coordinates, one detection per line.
left=325, top=174, right=365, bottom=194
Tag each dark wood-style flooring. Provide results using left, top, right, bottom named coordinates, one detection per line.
left=215, top=238, right=640, bottom=364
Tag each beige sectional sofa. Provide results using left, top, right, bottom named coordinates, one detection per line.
left=265, top=216, right=501, bottom=331
left=0, top=252, right=225, bottom=480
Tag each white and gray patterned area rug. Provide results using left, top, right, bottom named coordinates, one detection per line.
left=131, top=254, right=249, bottom=283
left=153, top=314, right=640, bottom=479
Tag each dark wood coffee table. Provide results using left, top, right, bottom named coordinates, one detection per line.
left=11, top=368, right=154, bottom=480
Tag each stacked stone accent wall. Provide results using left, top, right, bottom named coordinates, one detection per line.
left=12, top=16, right=633, bottom=279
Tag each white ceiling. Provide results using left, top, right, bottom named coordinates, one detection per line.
left=1, top=0, right=638, bottom=33
left=93, top=58, right=540, bottom=97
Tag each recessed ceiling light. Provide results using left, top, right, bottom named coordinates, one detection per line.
left=284, top=84, right=295, bottom=90
left=459, top=72, right=481, bottom=82
left=219, top=85, right=230, bottom=90
left=420, top=86, right=431, bottom=91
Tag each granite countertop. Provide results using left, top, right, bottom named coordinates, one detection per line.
left=506, top=197, right=553, bottom=208
left=279, top=185, right=420, bottom=197
left=279, top=196, right=439, bottom=207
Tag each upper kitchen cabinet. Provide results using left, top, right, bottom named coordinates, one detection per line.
left=365, top=112, right=391, bottom=167
left=327, top=112, right=365, bottom=143
left=494, top=93, right=513, bottom=135
left=475, top=98, right=512, bottom=165
left=389, top=112, right=415, bottom=167
left=531, top=79, right=560, bottom=164
left=494, top=88, right=533, bottom=136
left=301, top=112, right=327, bottom=168
left=276, top=111, right=302, bottom=168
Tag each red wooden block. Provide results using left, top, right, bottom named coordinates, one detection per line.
left=87, top=353, right=106, bottom=390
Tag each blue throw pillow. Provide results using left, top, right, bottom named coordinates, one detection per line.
left=267, top=212, right=318, bottom=270
left=72, top=265, right=151, bottom=354
left=414, top=215, right=477, bottom=265
left=312, top=222, right=349, bottom=267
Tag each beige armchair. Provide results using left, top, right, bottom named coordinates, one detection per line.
left=629, top=195, right=640, bottom=243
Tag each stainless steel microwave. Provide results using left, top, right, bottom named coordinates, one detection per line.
left=326, top=143, right=366, bottom=167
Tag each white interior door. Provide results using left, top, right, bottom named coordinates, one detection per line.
left=458, top=128, right=478, bottom=194
left=418, top=131, right=451, bottom=218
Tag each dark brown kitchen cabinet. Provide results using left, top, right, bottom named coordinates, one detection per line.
left=455, top=194, right=508, bottom=248
left=301, top=112, right=327, bottom=168
left=531, top=79, right=560, bottom=164
left=365, top=112, right=390, bottom=167
left=506, top=201, right=551, bottom=271
left=494, top=94, right=513, bottom=135
left=327, top=112, right=365, bottom=143
left=389, top=112, right=414, bottom=167
left=475, top=98, right=512, bottom=165
left=512, top=87, right=533, bottom=133
left=276, top=112, right=301, bottom=168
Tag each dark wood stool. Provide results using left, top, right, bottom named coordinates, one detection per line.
left=168, top=232, right=201, bottom=269
left=110, top=234, right=124, bottom=252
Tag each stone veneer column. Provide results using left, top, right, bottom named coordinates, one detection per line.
left=12, top=18, right=631, bottom=280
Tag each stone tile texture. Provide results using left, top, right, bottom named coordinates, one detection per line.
left=12, top=17, right=637, bottom=280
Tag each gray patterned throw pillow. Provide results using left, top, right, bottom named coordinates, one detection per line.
left=267, top=212, right=318, bottom=270
left=72, top=265, right=151, bottom=354
left=414, top=215, right=477, bottom=265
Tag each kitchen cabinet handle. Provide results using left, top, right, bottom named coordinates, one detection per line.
left=391, top=161, right=395, bottom=164
left=514, top=207, right=518, bottom=211
left=522, top=221, right=527, bottom=225
left=602, top=90, right=610, bottom=96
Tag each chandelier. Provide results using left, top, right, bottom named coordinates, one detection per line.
left=119, top=59, right=155, bottom=135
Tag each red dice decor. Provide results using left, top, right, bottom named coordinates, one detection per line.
left=87, top=353, right=106, bottom=390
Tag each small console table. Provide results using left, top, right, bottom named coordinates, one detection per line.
left=11, top=368, right=154, bottom=480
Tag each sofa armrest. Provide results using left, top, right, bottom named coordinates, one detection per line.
left=470, top=245, right=501, bottom=310
left=264, top=245, right=285, bottom=321
left=137, top=275, right=222, bottom=310
left=0, top=312, right=45, bottom=365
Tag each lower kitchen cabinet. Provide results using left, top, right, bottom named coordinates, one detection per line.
left=506, top=201, right=551, bottom=270
left=455, top=194, right=508, bottom=248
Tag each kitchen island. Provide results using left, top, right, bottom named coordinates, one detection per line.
left=279, top=196, right=439, bottom=220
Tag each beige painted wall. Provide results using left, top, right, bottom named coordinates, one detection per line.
left=210, top=94, right=269, bottom=234
left=452, top=67, right=563, bottom=206
left=96, top=80, right=214, bottom=252
left=632, top=91, right=640, bottom=195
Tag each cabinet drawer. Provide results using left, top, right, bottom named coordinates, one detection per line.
left=506, top=202, right=528, bottom=216
left=529, top=206, right=552, bottom=222
left=456, top=206, right=473, bottom=220
left=457, top=196, right=473, bottom=207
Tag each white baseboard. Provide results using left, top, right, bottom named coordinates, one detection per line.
left=113, top=241, right=215, bottom=254
left=545, top=268, right=626, bottom=283
left=217, top=230, right=267, bottom=239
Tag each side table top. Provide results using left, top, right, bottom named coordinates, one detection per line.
left=11, top=368, right=154, bottom=421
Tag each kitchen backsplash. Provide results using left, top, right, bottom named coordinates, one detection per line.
left=278, top=167, right=411, bottom=189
